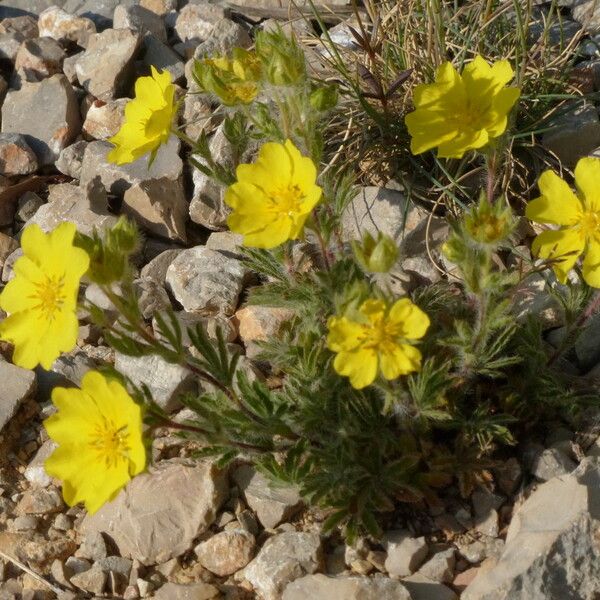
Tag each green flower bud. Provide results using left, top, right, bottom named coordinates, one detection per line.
left=256, top=30, right=305, bottom=86
left=310, top=84, right=338, bottom=112
left=464, top=194, right=513, bottom=246
left=352, top=231, right=399, bottom=273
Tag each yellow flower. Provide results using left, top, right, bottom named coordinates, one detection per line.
left=194, top=48, right=261, bottom=105
left=44, top=371, right=146, bottom=514
left=405, top=56, right=520, bottom=158
left=526, top=157, right=600, bottom=287
left=0, top=223, right=89, bottom=370
left=225, top=140, right=322, bottom=248
left=107, top=66, right=176, bottom=165
left=327, top=298, right=430, bottom=389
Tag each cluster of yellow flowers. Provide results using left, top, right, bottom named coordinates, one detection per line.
left=0, top=52, right=596, bottom=516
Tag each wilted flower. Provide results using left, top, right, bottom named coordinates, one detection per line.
left=327, top=298, right=430, bottom=389
left=0, top=223, right=89, bottom=370
left=225, top=140, right=322, bottom=248
left=405, top=55, right=520, bottom=158
left=194, top=48, right=261, bottom=106
left=526, top=157, right=600, bottom=286
left=44, top=371, right=146, bottom=514
left=107, top=66, right=177, bottom=165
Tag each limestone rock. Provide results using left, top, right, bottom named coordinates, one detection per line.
left=114, top=352, right=196, bottom=413
left=283, top=574, right=411, bottom=600
left=16, top=488, right=63, bottom=515
left=1, top=74, right=80, bottom=166
left=123, top=177, right=188, bottom=242
left=166, top=246, right=248, bottom=315
left=195, top=529, right=255, bottom=576
left=463, top=458, right=600, bottom=599
left=56, top=140, right=88, bottom=179
left=573, top=0, right=600, bottom=32
left=79, top=138, right=183, bottom=196
left=0, top=232, right=18, bottom=271
left=14, top=36, right=65, bottom=80
left=25, top=180, right=117, bottom=235
left=0, top=361, right=36, bottom=432
left=174, top=3, right=228, bottom=44
left=113, top=4, right=166, bottom=42
left=233, top=465, right=304, bottom=529
left=0, top=15, right=38, bottom=38
left=402, top=573, right=458, bottom=600
left=530, top=447, right=577, bottom=481
left=81, top=461, right=227, bottom=566
left=236, top=306, right=293, bottom=345
left=153, top=582, right=220, bottom=600
left=24, top=440, right=57, bottom=488
left=418, top=548, right=456, bottom=583
left=70, top=566, right=106, bottom=595
left=239, top=532, right=323, bottom=600
left=0, top=32, right=24, bottom=66
left=38, top=6, right=96, bottom=46
left=142, top=34, right=185, bottom=84
left=383, top=530, right=429, bottom=578
left=140, top=249, right=183, bottom=284
left=0, top=133, right=37, bottom=175
left=75, top=28, right=141, bottom=100
left=82, top=98, right=126, bottom=140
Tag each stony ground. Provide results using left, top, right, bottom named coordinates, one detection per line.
left=2, top=0, right=600, bottom=599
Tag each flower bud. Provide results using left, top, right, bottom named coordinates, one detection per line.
left=352, top=231, right=398, bottom=273
left=465, top=195, right=513, bottom=246
left=255, top=30, right=305, bottom=86
left=310, top=84, right=338, bottom=112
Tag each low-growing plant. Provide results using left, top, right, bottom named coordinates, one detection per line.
left=1, top=25, right=599, bottom=542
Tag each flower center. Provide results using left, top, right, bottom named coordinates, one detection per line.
left=90, top=417, right=131, bottom=469
left=31, top=275, right=67, bottom=320
left=271, top=185, right=305, bottom=218
left=579, top=210, right=600, bottom=238
left=361, top=315, right=402, bottom=353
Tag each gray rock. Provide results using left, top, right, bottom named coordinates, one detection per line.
left=139, top=0, right=177, bottom=16
left=542, top=102, right=600, bottom=166
left=81, top=461, right=227, bottom=565
left=76, top=531, right=107, bottom=561
left=530, top=447, right=577, bottom=481
left=16, top=487, right=63, bottom=515
left=70, top=566, right=106, bottom=595
left=0, top=32, right=24, bottom=65
left=96, top=555, right=133, bottom=578
left=0, top=361, right=36, bottom=432
left=24, top=180, right=117, bottom=235
left=174, top=2, right=228, bottom=44
left=141, top=34, right=185, bottom=84
left=182, top=92, right=214, bottom=140
left=1, top=74, right=80, bottom=166
left=82, top=97, right=127, bottom=140
left=283, top=574, right=411, bottom=600
left=153, top=582, right=220, bottom=600
left=574, top=0, right=600, bottom=32
left=239, top=532, right=323, bottom=600
left=575, top=312, right=600, bottom=370
left=0, top=14, right=38, bottom=37
left=166, top=246, right=248, bottom=315
left=383, top=530, right=428, bottom=578
left=0, top=133, right=37, bottom=175
left=195, top=528, right=255, bottom=576
left=192, top=18, right=252, bottom=58
left=511, top=272, right=565, bottom=327
left=140, top=249, right=183, bottom=284
left=123, top=177, right=188, bottom=242
left=418, top=548, right=455, bottom=583
left=132, top=277, right=171, bottom=319
left=75, top=28, right=141, bottom=100
left=38, top=6, right=96, bottom=46
left=11, top=515, right=38, bottom=531
left=79, top=137, right=183, bottom=196
left=114, top=352, right=196, bottom=413
left=62, top=0, right=122, bottom=30
left=463, top=458, right=600, bottom=599
left=113, top=5, right=166, bottom=42
left=2, top=248, right=23, bottom=282
left=233, top=465, right=304, bottom=529
left=189, top=124, right=233, bottom=230
left=16, top=191, right=44, bottom=222
left=14, top=35, right=65, bottom=82
left=23, top=440, right=57, bottom=488
left=402, top=574, right=457, bottom=600
left=56, top=140, right=88, bottom=179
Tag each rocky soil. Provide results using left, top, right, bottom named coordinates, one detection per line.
left=2, top=0, right=600, bottom=599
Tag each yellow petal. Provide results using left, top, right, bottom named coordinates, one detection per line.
left=526, top=171, right=582, bottom=226
left=256, top=142, right=293, bottom=185
left=389, top=298, right=430, bottom=340
left=240, top=217, right=294, bottom=249
left=333, top=348, right=378, bottom=389
left=532, top=228, right=585, bottom=283
left=379, top=343, right=422, bottom=379
left=583, top=238, right=600, bottom=288
left=327, top=316, right=364, bottom=353
left=21, top=223, right=50, bottom=266
left=0, top=276, right=38, bottom=313
left=437, top=128, right=489, bottom=159
left=0, top=311, right=47, bottom=369
left=574, top=157, right=600, bottom=212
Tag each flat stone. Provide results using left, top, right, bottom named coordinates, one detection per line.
left=141, top=34, right=185, bottom=84
left=75, top=28, right=141, bottom=100
left=383, top=530, right=429, bottom=578
left=193, top=17, right=252, bottom=59
left=174, top=2, right=228, bottom=44
left=283, top=574, right=411, bottom=600
left=0, top=361, right=36, bottom=432
left=463, top=458, right=600, bottom=599
left=38, top=6, right=96, bottom=46
left=16, top=488, right=63, bottom=515
left=123, top=177, right=188, bottom=242
left=236, top=306, right=293, bottom=345
left=140, top=249, right=183, bottom=284
left=81, top=461, right=227, bottom=566
left=113, top=4, right=166, bottom=42
left=239, top=532, right=323, bottom=600
left=1, top=74, right=80, bottom=166
left=82, top=98, right=127, bottom=140
left=14, top=36, right=65, bottom=81
left=0, top=133, right=37, bottom=175
left=114, top=352, right=196, bottom=413
left=232, top=465, right=304, bottom=529
left=70, top=566, right=106, bottom=595
left=530, top=447, right=577, bottom=481
left=55, top=139, right=88, bottom=179
left=79, top=137, right=183, bottom=196
left=418, top=548, right=455, bottom=583
left=401, top=573, right=457, bottom=600
left=166, top=246, right=248, bottom=315
left=24, top=180, right=118, bottom=235
left=195, top=528, right=255, bottom=576
left=153, top=582, right=220, bottom=600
